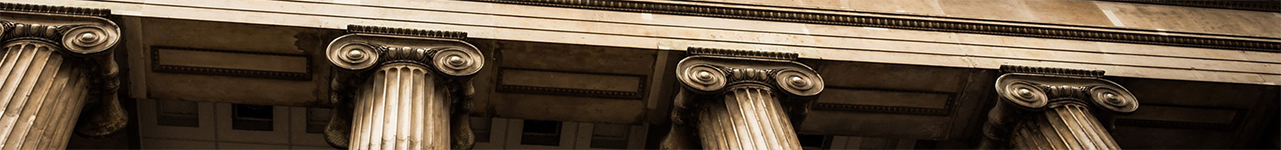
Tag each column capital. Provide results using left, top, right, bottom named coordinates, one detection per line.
left=994, top=65, right=1138, bottom=113
left=324, top=25, right=481, bottom=150
left=0, top=2, right=126, bottom=138
left=663, top=47, right=823, bottom=150
left=675, top=47, right=823, bottom=97
left=1, top=2, right=120, bottom=55
left=326, top=25, right=482, bottom=76
left=981, top=65, right=1140, bottom=149
left=671, top=47, right=824, bottom=125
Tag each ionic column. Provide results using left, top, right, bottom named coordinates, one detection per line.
left=0, top=3, right=126, bottom=149
left=980, top=65, right=1139, bottom=149
left=324, top=25, right=483, bottom=150
left=662, top=48, right=823, bottom=150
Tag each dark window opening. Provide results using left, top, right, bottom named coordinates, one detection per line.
left=232, top=104, right=273, bottom=131
left=798, top=134, right=830, bottom=150
left=520, top=120, right=562, bottom=146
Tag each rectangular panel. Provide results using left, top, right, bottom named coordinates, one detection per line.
left=140, top=138, right=216, bottom=149
left=494, top=93, right=646, bottom=124
left=1116, top=105, right=1242, bottom=130
left=800, top=88, right=957, bottom=140
left=498, top=68, right=646, bottom=99
left=813, top=88, right=954, bottom=116
left=152, top=47, right=310, bottom=80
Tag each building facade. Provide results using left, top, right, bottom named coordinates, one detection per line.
left=0, top=0, right=1278, bottom=149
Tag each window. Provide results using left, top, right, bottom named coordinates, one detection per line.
left=156, top=100, right=199, bottom=127
left=520, top=120, right=561, bottom=146
left=470, top=117, right=492, bottom=143
left=305, top=108, right=332, bottom=134
left=589, top=123, right=630, bottom=149
left=231, top=104, right=273, bottom=131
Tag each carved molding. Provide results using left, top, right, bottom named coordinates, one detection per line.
left=495, top=68, right=647, bottom=99
left=347, top=25, right=468, bottom=40
left=980, top=65, right=1139, bottom=149
left=0, top=2, right=111, bottom=17
left=463, top=0, right=1281, bottom=52
left=688, top=47, right=798, bottom=60
left=324, top=25, right=481, bottom=150
left=999, top=65, right=1106, bottom=78
left=149, top=46, right=312, bottom=80
left=0, top=1, right=126, bottom=144
left=1098, top=0, right=1280, bottom=12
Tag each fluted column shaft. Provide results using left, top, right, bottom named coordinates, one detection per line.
left=1010, top=103, right=1119, bottom=150
left=0, top=41, right=91, bottom=149
left=349, top=63, right=450, bottom=150
left=696, top=86, right=801, bottom=150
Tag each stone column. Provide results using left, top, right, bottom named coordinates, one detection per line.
left=661, top=48, right=823, bottom=150
left=0, top=3, right=126, bottom=149
left=980, top=65, right=1139, bottom=149
left=324, top=25, right=483, bottom=150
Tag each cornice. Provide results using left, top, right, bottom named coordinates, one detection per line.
left=1099, top=0, right=1280, bottom=12
left=463, top=0, right=1281, bottom=53
left=0, top=2, right=111, bottom=17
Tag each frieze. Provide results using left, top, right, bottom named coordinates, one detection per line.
left=463, top=0, right=1281, bottom=52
